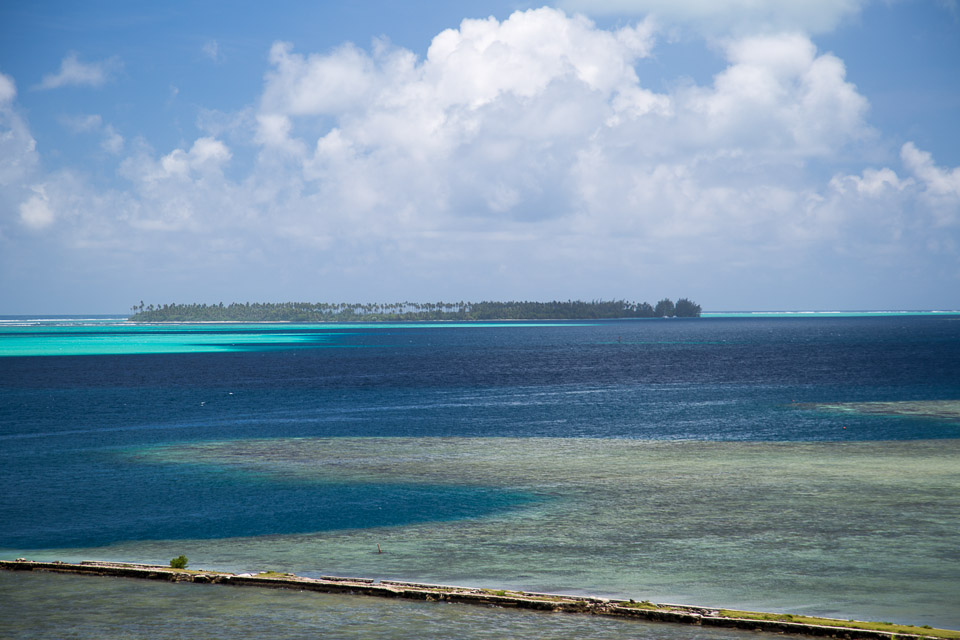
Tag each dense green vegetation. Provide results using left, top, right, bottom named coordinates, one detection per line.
left=169, top=555, right=188, bottom=569
left=128, top=298, right=702, bottom=322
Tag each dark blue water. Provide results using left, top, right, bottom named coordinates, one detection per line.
left=2, top=317, right=959, bottom=550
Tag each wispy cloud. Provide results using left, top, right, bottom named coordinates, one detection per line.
left=100, top=125, right=124, bottom=154
left=557, top=0, right=867, bottom=36
left=59, top=113, right=124, bottom=154
left=36, top=52, right=121, bottom=90
left=59, top=113, right=103, bottom=133
left=202, top=39, right=223, bottom=63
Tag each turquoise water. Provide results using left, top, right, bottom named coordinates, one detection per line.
left=2, top=316, right=960, bottom=636
left=0, top=321, right=585, bottom=357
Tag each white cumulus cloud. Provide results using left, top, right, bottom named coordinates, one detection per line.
left=901, top=142, right=960, bottom=225
left=235, top=7, right=882, bottom=266
left=259, top=41, right=376, bottom=127
left=830, top=167, right=909, bottom=198
left=259, top=8, right=664, bottom=227
left=819, top=145, right=960, bottom=259
left=902, top=143, right=960, bottom=199
left=123, top=136, right=231, bottom=184
left=114, top=137, right=237, bottom=233
left=684, top=33, right=871, bottom=155
left=19, top=186, right=54, bottom=229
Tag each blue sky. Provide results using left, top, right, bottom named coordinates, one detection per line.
left=1, top=1, right=958, bottom=313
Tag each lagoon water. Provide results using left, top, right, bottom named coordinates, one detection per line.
left=2, top=315, right=959, bottom=635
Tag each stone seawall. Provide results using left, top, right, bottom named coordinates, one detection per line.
left=0, top=559, right=945, bottom=640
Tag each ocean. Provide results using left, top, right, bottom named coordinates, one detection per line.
left=1, top=315, right=959, bottom=637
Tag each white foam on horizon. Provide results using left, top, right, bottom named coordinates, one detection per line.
left=702, top=310, right=960, bottom=317
left=0, top=316, right=129, bottom=327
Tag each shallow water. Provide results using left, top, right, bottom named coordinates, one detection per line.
left=23, top=437, right=951, bottom=629
left=0, top=571, right=793, bottom=640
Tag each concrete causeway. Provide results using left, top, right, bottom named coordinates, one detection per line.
left=1, top=559, right=948, bottom=640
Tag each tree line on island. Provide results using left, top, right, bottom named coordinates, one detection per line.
left=128, top=298, right=701, bottom=322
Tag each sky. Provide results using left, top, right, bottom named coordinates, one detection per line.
left=1, top=1, right=958, bottom=313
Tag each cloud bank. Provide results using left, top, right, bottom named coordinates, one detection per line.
left=1, top=7, right=958, bottom=309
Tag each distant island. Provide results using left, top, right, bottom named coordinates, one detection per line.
left=128, top=298, right=702, bottom=322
